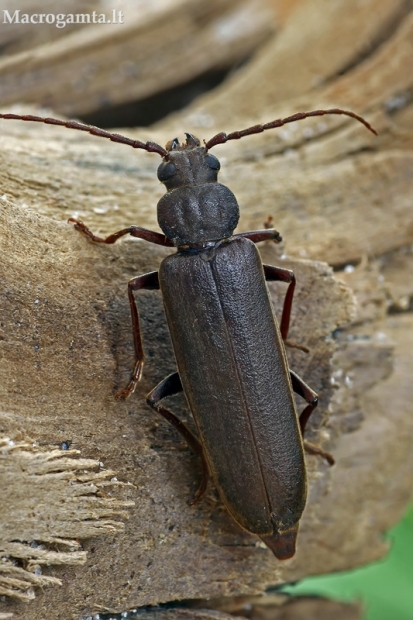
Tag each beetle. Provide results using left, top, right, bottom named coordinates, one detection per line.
left=0, top=109, right=376, bottom=559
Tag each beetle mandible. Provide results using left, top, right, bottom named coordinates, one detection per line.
left=0, top=109, right=376, bottom=559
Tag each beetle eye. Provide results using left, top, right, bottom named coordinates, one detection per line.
left=157, top=161, right=177, bottom=182
left=205, top=154, right=220, bottom=171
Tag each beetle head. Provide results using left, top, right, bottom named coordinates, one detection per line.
left=156, top=133, right=239, bottom=246
left=157, top=133, right=221, bottom=191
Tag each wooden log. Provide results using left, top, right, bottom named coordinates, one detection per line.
left=0, top=112, right=411, bottom=619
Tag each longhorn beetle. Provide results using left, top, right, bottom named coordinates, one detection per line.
left=0, top=109, right=376, bottom=559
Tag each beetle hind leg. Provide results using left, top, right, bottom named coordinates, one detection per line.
left=290, top=370, right=335, bottom=465
left=146, top=372, right=210, bottom=503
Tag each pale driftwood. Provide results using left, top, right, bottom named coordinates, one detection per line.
left=0, top=0, right=274, bottom=118
left=1, top=0, right=413, bottom=619
left=0, top=437, right=133, bottom=602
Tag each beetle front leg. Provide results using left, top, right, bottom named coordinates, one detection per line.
left=147, top=373, right=210, bottom=504
left=68, top=218, right=174, bottom=247
left=115, top=271, right=160, bottom=400
left=290, top=370, right=334, bottom=465
left=233, top=229, right=282, bottom=244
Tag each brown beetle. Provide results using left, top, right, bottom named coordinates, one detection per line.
left=0, top=109, right=376, bottom=558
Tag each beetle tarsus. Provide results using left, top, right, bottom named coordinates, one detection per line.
left=285, top=339, right=309, bottom=353
left=115, top=382, right=136, bottom=400
left=68, top=218, right=106, bottom=243
left=115, top=360, right=144, bottom=400
left=304, top=440, right=335, bottom=466
left=188, top=474, right=209, bottom=505
left=234, top=229, right=282, bottom=244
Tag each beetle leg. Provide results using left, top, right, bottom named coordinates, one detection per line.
left=146, top=373, right=210, bottom=504
left=115, top=271, right=160, bottom=400
left=263, top=265, right=296, bottom=341
left=68, top=218, right=173, bottom=246
left=290, top=369, right=318, bottom=434
left=284, top=340, right=309, bottom=353
left=263, top=264, right=309, bottom=352
left=233, top=229, right=282, bottom=244
left=263, top=264, right=311, bottom=352
left=303, top=441, right=334, bottom=465
left=290, top=370, right=335, bottom=465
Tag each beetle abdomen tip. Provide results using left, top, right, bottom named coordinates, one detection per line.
left=259, top=525, right=299, bottom=560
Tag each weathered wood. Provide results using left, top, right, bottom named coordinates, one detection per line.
left=0, top=0, right=274, bottom=118
left=1, top=113, right=411, bottom=618
left=0, top=438, right=133, bottom=602
left=165, top=0, right=412, bottom=132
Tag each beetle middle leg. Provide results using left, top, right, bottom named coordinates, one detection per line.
left=263, top=264, right=309, bottom=352
left=115, top=270, right=160, bottom=400
left=147, top=373, right=210, bottom=504
left=290, top=370, right=334, bottom=465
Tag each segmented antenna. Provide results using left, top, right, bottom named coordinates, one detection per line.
left=0, top=113, right=168, bottom=157
left=205, top=108, right=377, bottom=149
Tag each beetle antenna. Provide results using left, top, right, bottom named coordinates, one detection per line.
left=0, top=113, right=168, bottom=157
left=205, top=108, right=377, bottom=149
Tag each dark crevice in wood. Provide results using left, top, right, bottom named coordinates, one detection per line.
left=79, top=64, right=250, bottom=129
